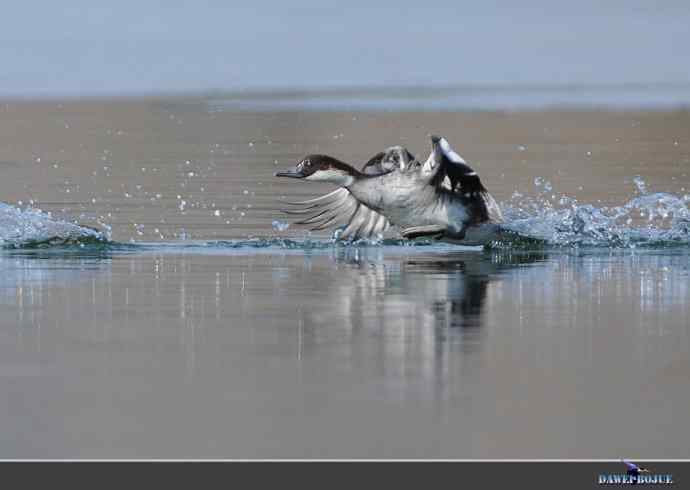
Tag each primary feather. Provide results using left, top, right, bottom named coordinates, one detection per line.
left=283, top=188, right=390, bottom=240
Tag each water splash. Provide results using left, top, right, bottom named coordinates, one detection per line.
left=0, top=202, right=109, bottom=248
left=271, top=219, right=290, bottom=232
left=3, top=176, right=689, bottom=251
left=497, top=177, right=690, bottom=248
left=633, top=175, right=648, bottom=194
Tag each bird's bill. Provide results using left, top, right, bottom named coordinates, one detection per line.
left=275, top=167, right=307, bottom=179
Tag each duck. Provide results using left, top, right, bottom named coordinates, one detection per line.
left=275, top=136, right=504, bottom=245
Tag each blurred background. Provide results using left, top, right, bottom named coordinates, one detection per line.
left=2, top=0, right=689, bottom=107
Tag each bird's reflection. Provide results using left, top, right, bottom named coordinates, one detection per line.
left=296, top=248, right=549, bottom=357
left=403, top=259, right=491, bottom=329
left=281, top=248, right=551, bottom=404
left=405, top=251, right=548, bottom=329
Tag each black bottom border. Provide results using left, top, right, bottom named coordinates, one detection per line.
left=0, top=461, right=686, bottom=489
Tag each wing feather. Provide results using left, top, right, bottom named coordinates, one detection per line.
left=281, top=188, right=346, bottom=206
left=372, top=213, right=389, bottom=235
left=280, top=188, right=390, bottom=240
left=433, top=137, right=486, bottom=193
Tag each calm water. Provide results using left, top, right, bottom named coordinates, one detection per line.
left=0, top=99, right=689, bottom=458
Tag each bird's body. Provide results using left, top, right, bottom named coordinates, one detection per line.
left=276, top=136, right=503, bottom=245
left=347, top=173, right=474, bottom=235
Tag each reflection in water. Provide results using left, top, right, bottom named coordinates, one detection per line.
left=2, top=248, right=688, bottom=362
left=0, top=247, right=689, bottom=457
left=0, top=247, right=546, bottom=371
left=321, top=249, right=548, bottom=346
left=3, top=248, right=688, bottom=362
left=401, top=254, right=544, bottom=329
left=288, top=249, right=551, bottom=407
left=0, top=250, right=111, bottom=335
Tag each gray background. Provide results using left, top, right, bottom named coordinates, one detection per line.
left=2, top=0, right=689, bottom=97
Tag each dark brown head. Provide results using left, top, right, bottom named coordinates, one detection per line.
left=275, top=155, right=359, bottom=186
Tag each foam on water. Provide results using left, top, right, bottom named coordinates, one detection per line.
left=496, top=178, right=690, bottom=249
left=0, top=202, right=109, bottom=248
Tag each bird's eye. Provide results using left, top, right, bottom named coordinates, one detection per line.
left=305, top=160, right=311, bottom=166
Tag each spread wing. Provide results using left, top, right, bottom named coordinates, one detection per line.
left=432, top=137, right=504, bottom=224
left=281, top=188, right=391, bottom=240
left=433, top=138, right=486, bottom=194
left=360, top=151, right=393, bottom=176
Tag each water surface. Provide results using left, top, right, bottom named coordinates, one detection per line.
left=0, top=99, right=688, bottom=458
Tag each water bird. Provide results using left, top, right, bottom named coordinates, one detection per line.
left=275, top=136, right=503, bottom=244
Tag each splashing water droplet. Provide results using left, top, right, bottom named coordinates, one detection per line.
left=633, top=176, right=647, bottom=194
left=500, top=183, right=690, bottom=248
left=272, top=220, right=290, bottom=232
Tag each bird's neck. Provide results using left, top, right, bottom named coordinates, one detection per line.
left=306, top=166, right=363, bottom=187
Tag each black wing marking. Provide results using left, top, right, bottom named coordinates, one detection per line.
left=432, top=137, right=486, bottom=194
left=431, top=137, right=504, bottom=224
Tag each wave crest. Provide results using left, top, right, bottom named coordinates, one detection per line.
left=498, top=178, right=690, bottom=248
left=0, top=203, right=109, bottom=248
